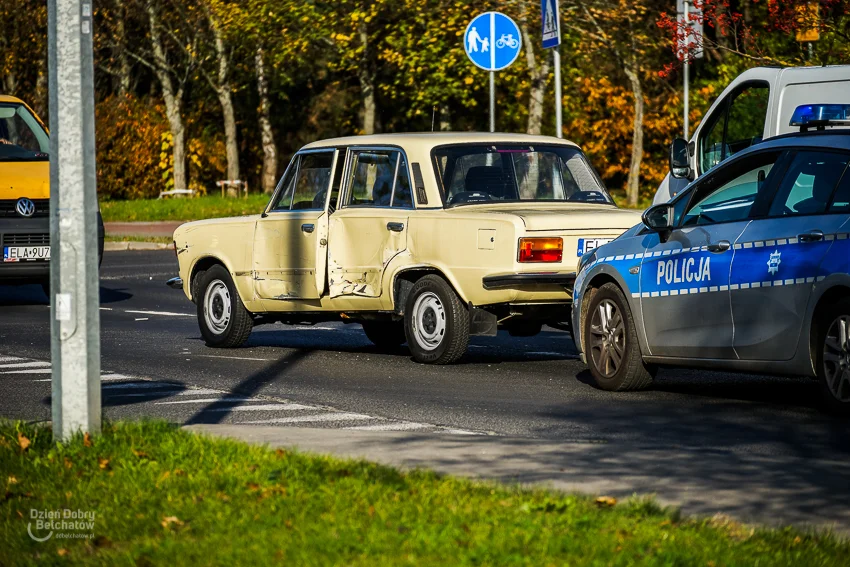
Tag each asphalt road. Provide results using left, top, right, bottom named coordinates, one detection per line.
left=2, top=250, right=850, bottom=531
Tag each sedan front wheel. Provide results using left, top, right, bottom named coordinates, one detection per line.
left=197, top=265, right=253, bottom=348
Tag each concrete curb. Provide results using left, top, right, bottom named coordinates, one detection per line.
left=103, top=241, right=170, bottom=251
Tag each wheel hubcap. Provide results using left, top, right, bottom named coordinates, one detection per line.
left=204, top=280, right=231, bottom=335
left=824, top=315, right=850, bottom=402
left=589, top=299, right=626, bottom=379
left=411, top=292, right=446, bottom=351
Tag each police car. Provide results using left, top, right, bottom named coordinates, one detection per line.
left=572, top=107, right=850, bottom=412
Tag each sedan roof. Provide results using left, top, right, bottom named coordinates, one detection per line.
left=301, top=132, right=580, bottom=152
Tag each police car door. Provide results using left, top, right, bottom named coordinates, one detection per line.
left=640, top=151, right=783, bottom=359
left=730, top=149, right=850, bottom=360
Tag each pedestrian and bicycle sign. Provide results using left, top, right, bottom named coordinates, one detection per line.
left=464, top=12, right=522, bottom=72
left=541, top=0, right=560, bottom=48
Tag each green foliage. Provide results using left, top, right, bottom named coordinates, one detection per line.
left=100, top=194, right=271, bottom=222
left=2, top=420, right=848, bottom=565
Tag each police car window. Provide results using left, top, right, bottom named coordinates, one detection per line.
left=434, top=145, right=611, bottom=206
left=768, top=151, right=849, bottom=217
left=682, top=153, right=778, bottom=227
left=828, top=166, right=850, bottom=212
left=345, top=149, right=411, bottom=208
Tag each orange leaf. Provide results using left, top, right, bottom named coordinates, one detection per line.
left=161, top=516, right=184, bottom=528
left=57, top=548, right=69, bottom=556
left=98, top=459, right=110, bottom=470
left=595, top=496, right=617, bottom=507
left=83, top=432, right=92, bottom=447
left=17, top=433, right=30, bottom=452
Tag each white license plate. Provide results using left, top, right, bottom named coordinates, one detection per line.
left=577, top=238, right=613, bottom=257
left=3, top=246, right=51, bottom=262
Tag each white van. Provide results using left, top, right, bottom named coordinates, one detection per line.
left=654, top=65, right=850, bottom=204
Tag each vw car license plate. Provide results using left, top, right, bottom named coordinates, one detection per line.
left=576, top=238, right=613, bottom=257
left=3, top=246, right=50, bottom=262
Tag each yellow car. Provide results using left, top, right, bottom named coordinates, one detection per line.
left=0, top=95, right=104, bottom=296
left=169, top=133, right=641, bottom=364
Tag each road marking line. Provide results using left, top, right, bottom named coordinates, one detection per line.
left=101, top=374, right=137, bottom=381
left=444, top=429, right=484, bottom=435
left=125, top=310, right=193, bottom=317
left=245, top=413, right=374, bottom=424
left=195, top=355, right=272, bottom=362
left=345, top=422, right=431, bottom=431
left=155, top=398, right=268, bottom=405
left=135, top=318, right=149, bottom=321
left=105, top=391, right=184, bottom=398
left=207, top=404, right=314, bottom=412
left=0, top=356, right=26, bottom=363
left=0, top=362, right=51, bottom=369
left=176, top=388, right=227, bottom=396
left=102, top=382, right=180, bottom=389
left=2, top=369, right=51, bottom=374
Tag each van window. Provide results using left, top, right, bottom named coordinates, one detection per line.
left=768, top=151, right=849, bottom=217
left=699, top=83, right=769, bottom=174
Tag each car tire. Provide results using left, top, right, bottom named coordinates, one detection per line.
left=404, top=274, right=469, bottom=364
left=362, top=321, right=406, bottom=350
left=816, top=298, right=850, bottom=414
left=196, top=265, right=253, bottom=348
left=584, top=282, right=654, bottom=391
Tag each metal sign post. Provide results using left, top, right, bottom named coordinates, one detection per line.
left=677, top=0, right=703, bottom=140
left=48, top=0, right=101, bottom=440
left=542, top=0, right=562, bottom=138
left=464, top=12, right=522, bottom=133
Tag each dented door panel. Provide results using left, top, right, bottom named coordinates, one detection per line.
left=253, top=212, right=325, bottom=300
left=327, top=209, right=408, bottom=298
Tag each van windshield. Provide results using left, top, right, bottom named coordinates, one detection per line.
left=0, top=103, right=49, bottom=161
left=433, top=144, right=613, bottom=207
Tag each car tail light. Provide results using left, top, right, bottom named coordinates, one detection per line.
left=518, top=237, right=563, bottom=263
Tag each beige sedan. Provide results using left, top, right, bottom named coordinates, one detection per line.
left=169, top=133, right=641, bottom=364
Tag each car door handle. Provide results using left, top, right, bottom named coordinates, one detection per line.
left=707, top=240, right=730, bottom=253
left=387, top=222, right=404, bottom=232
left=798, top=230, right=824, bottom=243
left=301, top=224, right=315, bottom=234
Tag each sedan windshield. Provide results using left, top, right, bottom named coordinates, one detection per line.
left=0, top=103, right=49, bottom=161
left=433, top=144, right=612, bottom=206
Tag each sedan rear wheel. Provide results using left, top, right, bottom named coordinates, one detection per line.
left=818, top=299, right=850, bottom=413
left=584, top=283, right=654, bottom=391
left=404, top=275, right=469, bottom=364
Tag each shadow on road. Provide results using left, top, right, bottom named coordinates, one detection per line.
left=43, top=380, right=188, bottom=407
left=0, top=284, right=132, bottom=306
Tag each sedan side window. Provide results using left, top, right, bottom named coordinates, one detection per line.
left=344, top=149, right=414, bottom=208
left=768, top=151, right=849, bottom=217
left=682, top=151, right=780, bottom=227
left=269, top=151, right=334, bottom=212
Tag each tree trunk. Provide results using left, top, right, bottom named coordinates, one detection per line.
left=439, top=104, right=450, bottom=131
left=146, top=0, right=187, bottom=191
left=115, top=0, right=131, bottom=96
left=255, top=46, right=278, bottom=194
left=358, top=23, right=376, bottom=135
left=623, top=65, right=644, bottom=207
left=3, top=72, right=16, bottom=95
left=521, top=19, right=550, bottom=135
left=208, top=17, right=240, bottom=195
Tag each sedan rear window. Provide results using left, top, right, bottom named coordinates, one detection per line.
left=432, top=144, right=612, bottom=207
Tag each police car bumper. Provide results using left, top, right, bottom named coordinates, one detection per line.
left=482, top=271, right=576, bottom=291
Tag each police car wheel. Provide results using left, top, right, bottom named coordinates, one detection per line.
left=404, top=275, right=469, bottom=364
left=197, top=265, right=253, bottom=348
left=817, top=299, right=850, bottom=413
left=362, top=321, right=406, bottom=350
left=584, top=283, right=654, bottom=392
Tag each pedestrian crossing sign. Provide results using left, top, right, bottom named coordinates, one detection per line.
left=542, top=0, right=560, bottom=49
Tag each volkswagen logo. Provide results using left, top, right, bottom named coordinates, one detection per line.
left=15, top=198, right=36, bottom=218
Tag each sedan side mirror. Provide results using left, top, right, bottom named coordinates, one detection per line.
left=642, top=204, right=674, bottom=233
left=669, top=138, right=691, bottom=179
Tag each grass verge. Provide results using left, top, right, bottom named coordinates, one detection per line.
left=1, top=420, right=846, bottom=565
left=104, top=235, right=173, bottom=244
left=100, top=195, right=270, bottom=222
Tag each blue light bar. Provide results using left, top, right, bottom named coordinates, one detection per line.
left=790, top=104, right=850, bottom=126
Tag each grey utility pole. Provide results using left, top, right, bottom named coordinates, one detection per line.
left=48, top=0, right=101, bottom=440
left=683, top=0, right=690, bottom=139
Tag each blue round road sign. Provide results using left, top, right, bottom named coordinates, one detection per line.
left=464, top=12, right=522, bottom=72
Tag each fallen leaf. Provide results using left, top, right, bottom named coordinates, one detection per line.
left=132, top=449, right=150, bottom=459
left=159, top=471, right=171, bottom=481
left=284, top=519, right=293, bottom=529
left=57, top=549, right=68, bottom=556
left=275, top=449, right=287, bottom=458
left=174, top=469, right=186, bottom=476
left=98, top=459, right=110, bottom=470
left=17, top=433, right=30, bottom=452
left=64, top=458, right=73, bottom=470
left=161, top=516, right=184, bottom=528
left=7, top=476, right=17, bottom=485
left=595, top=496, right=617, bottom=507
left=83, top=432, right=92, bottom=447
left=247, top=482, right=261, bottom=491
